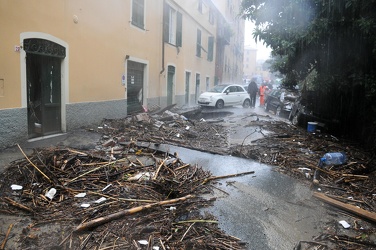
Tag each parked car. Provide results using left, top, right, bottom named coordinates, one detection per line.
left=265, top=88, right=298, bottom=117
left=198, top=84, right=251, bottom=109
left=288, top=90, right=340, bottom=131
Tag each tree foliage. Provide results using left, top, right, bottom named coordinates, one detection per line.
left=241, top=0, right=376, bottom=148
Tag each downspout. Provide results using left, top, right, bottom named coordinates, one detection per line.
left=160, top=0, right=166, bottom=74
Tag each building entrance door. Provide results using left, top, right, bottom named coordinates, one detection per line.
left=25, top=38, right=65, bottom=138
left=127, top=61, right=145, bottom=114
left=167, top=66, right=175, bottom=106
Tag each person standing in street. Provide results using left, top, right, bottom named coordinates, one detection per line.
left=247, top=81, right=258, bottom=108
left=259, top=84, right=268, bottom=107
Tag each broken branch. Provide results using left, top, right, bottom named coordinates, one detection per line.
left=201, top=171, right=255, bottom=185
left=3, top=197, right=34, bottom=213
left=17, top=144, right=51, bottom=183
left=0, top=224, right=13, bottom=250
left=313, top=192, right=376, bottom=223
left=75, top=194, right=195, bottom=232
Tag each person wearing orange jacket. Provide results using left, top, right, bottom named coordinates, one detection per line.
left=259, top=84, right=268, bottom=106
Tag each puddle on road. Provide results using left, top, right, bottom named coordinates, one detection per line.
left=185, top=109, right=233, bottom=121
left=149, top=144, right=321, bottom=250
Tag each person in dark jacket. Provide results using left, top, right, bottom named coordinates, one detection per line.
left=247, top=81, right=258, bottom=108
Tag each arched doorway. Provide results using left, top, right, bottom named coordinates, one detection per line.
left=24, top=38, right=66, bottom=138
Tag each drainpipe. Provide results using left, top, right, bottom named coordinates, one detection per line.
left=160, top=0, right=165, bottom=74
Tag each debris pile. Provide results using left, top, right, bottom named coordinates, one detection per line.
left=97, top=111, right=228, bottom=155
left=0, top=144, right=246, bottom=249
left=230, top=120, right=375, bottom=211
left=230, top=119, right=376, bottom=249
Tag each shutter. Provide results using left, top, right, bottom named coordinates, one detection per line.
left=207, top=36, right=214, bottom=61
left=163, top=3, right=170, bottom=42
left=196, top=29, right=201, bottom=57
left=176, top=12, right=182, bottom=47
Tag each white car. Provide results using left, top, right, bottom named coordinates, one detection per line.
left=198, top=84, right=251, bottom=109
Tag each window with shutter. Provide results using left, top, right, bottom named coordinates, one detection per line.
left=132, top=0, right=144, bottom=29
left=207, top=36, right=214, bottom=61
left=196, top=29, right=202, bottom=57
left=163, top=3, right=183, bottom=47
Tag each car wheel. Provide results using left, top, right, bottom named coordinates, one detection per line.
left=243, top=99, right=251, bottom=108
left=276, top=106, right=282, bottom=116
left=215, top=100, right=224, bottom=109
left=291, top=112, right=301, bottom=126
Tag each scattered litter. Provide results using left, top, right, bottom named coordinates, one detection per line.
left=339, top=220, right=351, bottom=229
left=138, top=240, right=148, bottom=245
left=102, top=184, right=112, bottom=191
left=10, top=184, right=23, bottom=190
left=94, top=197, right=107, bottom=204
left=298, top=167, right=311, bottom=172
left=154, top=120, right=164, bottom=128
left=74, top=193, right=86, bottom=198
left=127, top=172, right=153, bottom=181
left=45, top=188, right=57, bottom=200
left=80, top=203, right=91, bottom=208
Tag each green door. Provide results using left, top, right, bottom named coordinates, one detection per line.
left=167, top=66, right=175, bottom=106
left=185, top=72, right=190, bottom=105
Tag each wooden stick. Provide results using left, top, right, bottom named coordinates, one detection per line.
left=17, top=144, right=51, bottom=183
left=313, top=192, right=376, bottom=223
left=87, top=191, right=156, bottom=203
left=75, top=194, right=195, bottom=232
left=3, top=197, right=34, bottom=213
left=67, top=148, right=88, bottom=156
left=175, top=164, right=190, bottom=171
left=0, top=224, right=13, bottom=250
left=201, top=171, right=255, bottom=185
left=342, top=174, right=368, bottom=178
left=174, top=219, right=218, bottom=224
left=65, top=160, right=119, bottom=185
left=180, top=222, right=195, bottom=242
left=153, top=158, right=167, bottom=180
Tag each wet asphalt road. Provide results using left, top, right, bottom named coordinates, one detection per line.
left=154, top=143, right=333, bottom=250
left=0, top=105, right=337, bottom=249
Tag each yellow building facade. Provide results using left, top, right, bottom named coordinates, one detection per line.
left=0, top=0, right=243, bottom=148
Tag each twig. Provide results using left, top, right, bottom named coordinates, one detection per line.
left=87, top=191, right=156, bottom=203
left=201, top=171, right=255, bottom=185
left=0, top=224, right=13, bottom=250
left=75, top=194, right=195, bottom=232
left=65, top=160, right=120, bottom=185
left=174, top=220, right=218, bottom=224
left=175, top=164, right=190, bottom=171
left=3, top=197, right=34, bottom=213
left=180, top=222, right=195, bottom=242
left=17, top=144, right=51, bottom=183
left=159, top=238, right=166, bottom=250
left=153, top=158, right=167, bottom=180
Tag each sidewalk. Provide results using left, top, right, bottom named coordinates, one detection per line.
left=0, top=128, right=101, bottom=172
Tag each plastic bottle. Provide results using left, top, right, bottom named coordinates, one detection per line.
left=313, top=152, right=347, bottom=184
left=322, top=152, right=347, bottom=165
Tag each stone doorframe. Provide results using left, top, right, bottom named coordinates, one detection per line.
left=20, top=32, right=69, bottom=135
